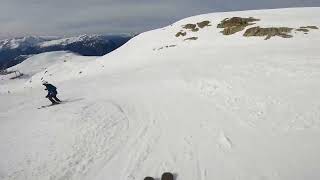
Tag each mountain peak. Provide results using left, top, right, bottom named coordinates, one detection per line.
left=0, top=34, right=133, bottom=69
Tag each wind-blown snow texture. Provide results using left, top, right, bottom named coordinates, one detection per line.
left=1, top=8, right=320, bottom=180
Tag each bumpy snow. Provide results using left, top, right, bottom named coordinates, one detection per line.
left=1, top=8, right=320, bottom=180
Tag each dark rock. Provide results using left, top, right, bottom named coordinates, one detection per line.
left=217, top=17, right=259, bottom=35
left=244, top=26, right=293, bottom=40
left=197, top=21, right=211, bottom=28
left=300, top=26, right=318, bottom=30
left=296, top=28, right=309, bottom=32
left=183, top=24, right=197, bottom=30
left=175, top=31, right=187, bottom=37
left=184, top=37, right=198, bottom=41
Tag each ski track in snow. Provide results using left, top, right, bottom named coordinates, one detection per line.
left=3, top=100, right=129, bottom=180
left=122, top=102, right=162, bottom=180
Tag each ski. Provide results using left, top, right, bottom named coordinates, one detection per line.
left=37, top=102, right=62, bottom=109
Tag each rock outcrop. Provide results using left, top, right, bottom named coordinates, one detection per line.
left=243, top=26, right=293, bottom=40
left=296, top=26, right=319, bottom=34
left=217, top=17, right=318, bottom=40
left=184, top=37, right=198, bottom=41
left=175, top=31, right=187, bottom=37
left=197, top=21, right=211, bottom=28
left=175, top=21, right=211, bottom=37
left=217, top=17, right=259, bottom=35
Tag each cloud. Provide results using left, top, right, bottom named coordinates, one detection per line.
left=0, top=0, right=319, bottom=38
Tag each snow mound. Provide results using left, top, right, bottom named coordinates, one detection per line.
left=0, top=51, right=97, bottom=92
left=1, top=7, right=320, bottom=180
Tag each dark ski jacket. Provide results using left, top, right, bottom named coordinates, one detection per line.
left=43, top=84, right=58, bottom=97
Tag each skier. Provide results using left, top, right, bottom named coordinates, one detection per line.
left=42, top=81, right=61, bottom=104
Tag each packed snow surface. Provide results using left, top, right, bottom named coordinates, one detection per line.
left=1, top=7, right=320, bottom=180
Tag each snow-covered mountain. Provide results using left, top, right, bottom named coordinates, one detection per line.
left=1, top=7, right=320, bottom=180
left=0, top=34, right=132, bottom=69
left=39, top=34, right=114, bottom=48
left=0, top=36, right=57, bottom=50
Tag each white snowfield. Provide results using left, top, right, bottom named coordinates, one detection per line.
left=1, top=7, right=320, bottom=180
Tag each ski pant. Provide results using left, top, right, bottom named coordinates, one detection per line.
left=47, top=92, right=61, bottom=103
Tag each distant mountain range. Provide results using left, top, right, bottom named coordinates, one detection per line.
left=0, top=34, right=133, bottom=69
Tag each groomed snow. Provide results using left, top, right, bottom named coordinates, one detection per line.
left=1, top=7, right=320, bottom=180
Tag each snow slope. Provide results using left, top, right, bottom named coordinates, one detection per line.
left=1, top=7, right=320, bottom=180
left=0, top=51, right=97, bottom=92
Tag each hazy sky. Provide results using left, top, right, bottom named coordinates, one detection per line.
left=0, top=0, right=319, bottom=39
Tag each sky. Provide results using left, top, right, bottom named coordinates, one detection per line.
left=0, top=0, right=319, bottom=39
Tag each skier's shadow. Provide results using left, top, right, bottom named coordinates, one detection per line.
left=62, top=97, right=85, bottom=103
